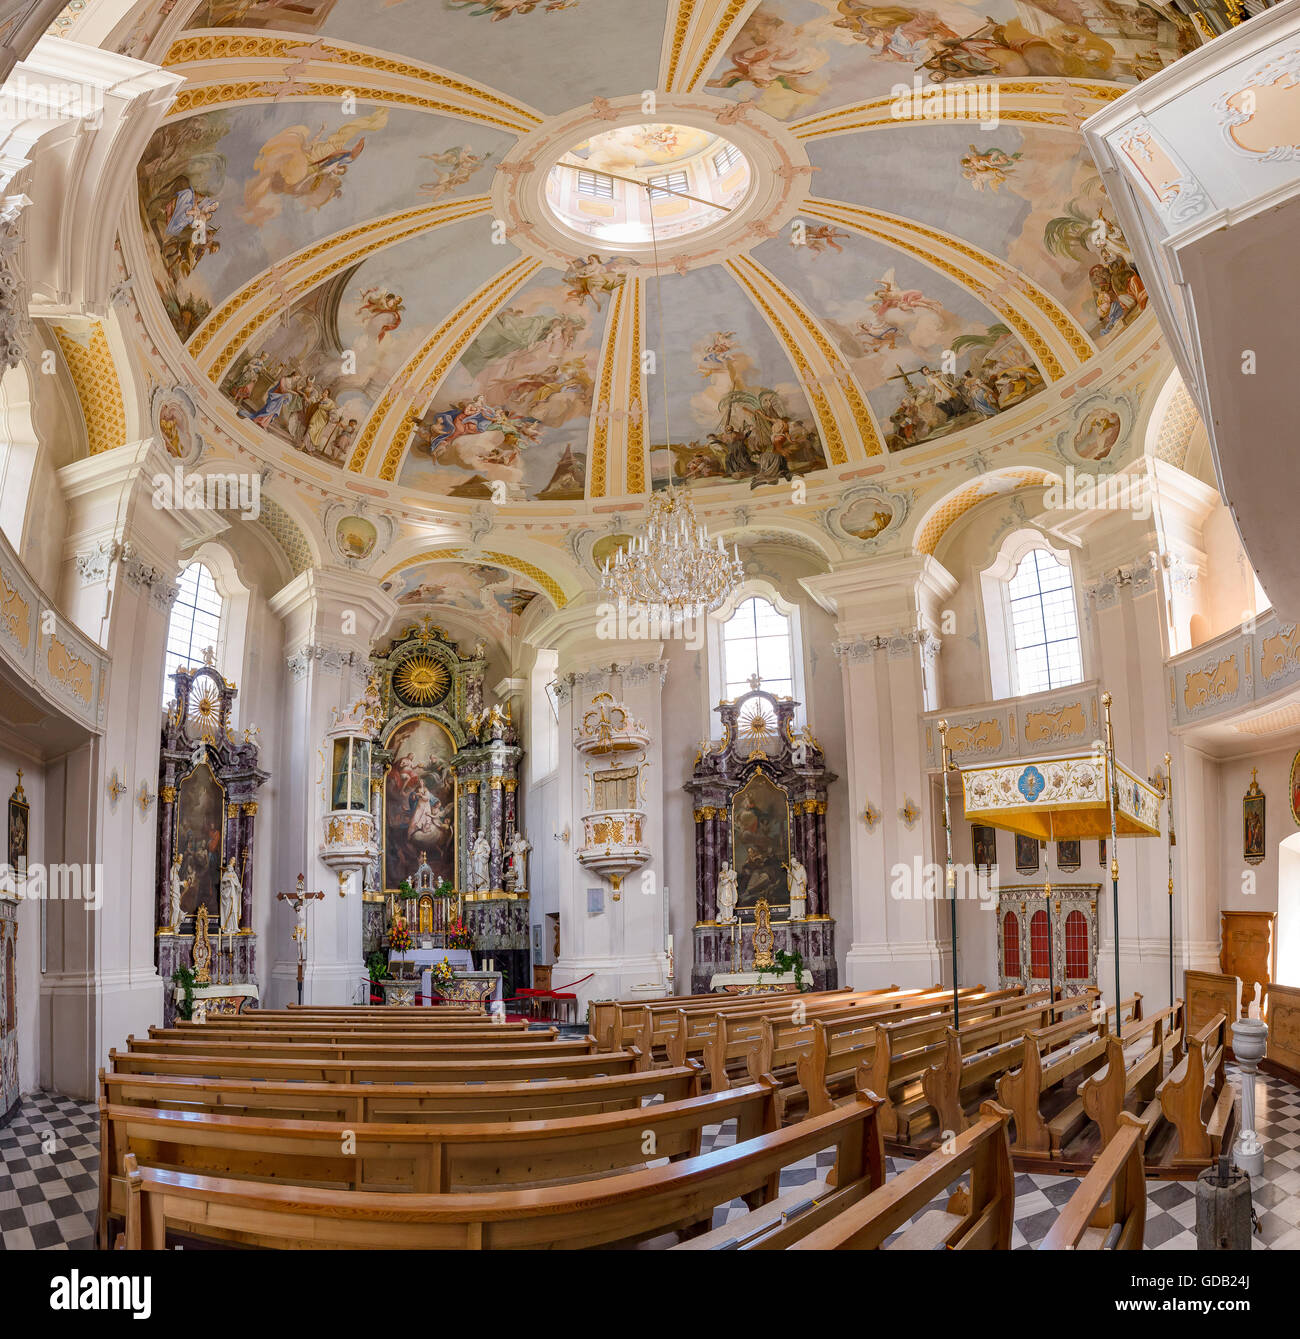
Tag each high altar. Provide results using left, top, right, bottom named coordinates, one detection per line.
left=350, top=621, right=530, bottom=999
left=686, top=687, right=837, bottom=992
left=155, top=662, right=268, bottom=1024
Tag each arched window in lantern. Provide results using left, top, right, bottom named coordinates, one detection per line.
left=329, top=733, right=373, bottom=812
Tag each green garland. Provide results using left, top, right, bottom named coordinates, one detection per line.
left=755, top=948, right=810, bottom=992
left=171, top=965, right=196, bottom=1021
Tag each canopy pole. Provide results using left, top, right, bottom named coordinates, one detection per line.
left=1165, top=749, right=1176, bottom=1010
left=1103, top=691, right=1122, bottom=1041
left=938, top=719, right=959, bottom=1030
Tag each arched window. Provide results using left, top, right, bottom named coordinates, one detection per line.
left=162, top=562, right=224, bottom=705
left=1065, top=910, right=1090, bottom=980
left=721, top=596, right=795, bottom=699
left=1002, top=912, right=1021, bottom=980
left=1029, top=909, right=1051, bottom=978
left=982, top=532, right=1084, bottom=699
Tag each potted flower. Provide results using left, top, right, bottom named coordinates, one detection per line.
left=447, top=917, right=473, bottom=951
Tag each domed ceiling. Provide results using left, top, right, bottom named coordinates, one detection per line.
left=128, top=0, right=1192, bottom=511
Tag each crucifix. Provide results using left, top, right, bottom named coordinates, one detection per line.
left=277, top=873, right=325, bottom=1004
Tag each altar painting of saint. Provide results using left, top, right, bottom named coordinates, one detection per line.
left=731, top=772, right=791, bottom=908
left=175, top=761, right=226, bottom=921
left=384, top=716, right=455, bottom=892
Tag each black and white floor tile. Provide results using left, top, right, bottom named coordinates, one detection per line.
left=2, top=1066, right=1298, bottom=1250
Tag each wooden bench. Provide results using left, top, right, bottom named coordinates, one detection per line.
left=133, top=1033, right=584, bottom=1061
left=1155, top=1012, right=1234, bottom=1166
left=995, top=995, right=1143, bottom=1157
left=781, top=1102, right=1016, bottom=1251
left=101, top=1062, right=702, bottom=1125
left=727, top=986, right=1009, bottom=1089
left=1039, top=1112, right=1147, bottom=1250
left=109, top=1047, right=643, bottom=1086
left=632, top=988, right=901, bottom=1067
left=596, top=987, right=863, bottom=1053
left=169, top=1019, right=534, bottom=1036
left=866, top=991, right=1075, bottom=1140
left=100, top=1080, right=780, bottom=1246
left=1079, top=1002, right=1184, bottom=1151
left=920, top=992, right=1104, bottom=1137
left=674, top=986, right=985, bottom=1087
left=115, top=1086, right=885, bottom=1250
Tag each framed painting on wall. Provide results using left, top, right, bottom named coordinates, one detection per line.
left=731, top=772, right=791, bottom=908
left=7, top=772, right=28, bottom=878
left=383, top=715, right=456, bottom=893
left=174, top=759, right=225, bottom=923
left=1244, top=768, right=1265, bottom=866
left=1290, top=751, right=1300, bottom=826
left=971, top=824, right=997, bottom=870
left=1056, top=840, right=1081, bottom=872
left=1015, top=833, right=1039, bottom=875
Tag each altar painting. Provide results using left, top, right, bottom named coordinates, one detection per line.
left=384, top=716, right=455, bottom=892
left=175, top=760, right=226, bottom=921
left=731, top=772, right=791, bottom=908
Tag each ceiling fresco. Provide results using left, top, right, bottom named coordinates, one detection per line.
left=121, top=0, right=1191, bottom=510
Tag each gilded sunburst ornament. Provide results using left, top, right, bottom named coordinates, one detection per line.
left=393, top=653, right=451, bottom=707
left=188, top=688, right=221, bottom=737
left=740, top=703, right=774, bottom=740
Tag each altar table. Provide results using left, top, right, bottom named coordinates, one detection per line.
left=708, top=970, right=813, bottom=995
left=389, top=950, right=497, bottom=1006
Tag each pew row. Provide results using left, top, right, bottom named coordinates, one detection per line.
left=100, top=1080, right=779, bottom=1246
left=1079, top=1003, right=1185, bottom=1157
left=115, top=1088, right=886, bottom=1250
left=1155, top=1012, right=1234, bottom=1167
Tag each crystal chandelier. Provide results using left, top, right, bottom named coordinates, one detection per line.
left=596, top=166, right=744, bottom=622
left=601, top=485, right=744, bottom=620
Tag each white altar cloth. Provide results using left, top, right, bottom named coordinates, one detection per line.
left=708, top=970, right=813, bottom=994
left=389, top=949, right=498, bottom=1004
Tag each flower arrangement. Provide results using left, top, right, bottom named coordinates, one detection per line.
left=430, top=957, right=456, bottom=989
left=389, top=916, right=413, bottom=955
left=446, top=917, right=473, bottom=950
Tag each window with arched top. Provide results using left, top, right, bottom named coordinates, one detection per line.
left=1029, top=909, right=1051, bottom=979
left=721, top=595, right=795, bottom=700
left=1065, top=910, right=1090, bottom=980
left=982, top=531, right=1084, bottom=700
left=162, top=562, right=224, bottom=706
left=1002, top=911, right=1021, bottom=980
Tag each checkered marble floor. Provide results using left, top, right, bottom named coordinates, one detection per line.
left=2, top=1066, right=1298, bottom=1250
left=701, top=1064, right=1300, bottom=1250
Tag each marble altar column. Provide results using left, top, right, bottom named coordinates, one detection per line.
left=269, top=570, right=397, bottom=1006
left=802, top=556, right=956, bottom=989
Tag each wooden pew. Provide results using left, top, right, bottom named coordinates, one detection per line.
left=994, top=995, right=1143, bottom=1158
left=628, top=988, right=899, bottom=1066
left=127, top=1035, right=592, bottom=1063
left=1079, top=1002, right=1185, bottom=1151
left=919, top=992, right=1104, bottom=1137
left=1155, top=1012, right=1234, bottom=1166
left=787, top=985, right=1044, bottom=1119
left=865, top=991, right=1085, bottom=1140
left=109, top=1047, right=643, bottom=1086
left=261, top=1006, right=487, bottom=1019
left=781, top=1102, right=1015, bottom=1251
left=115, top=1087, right=885, bottom=1250
left=170, top=1019, right=534, bottom=1036
left=100, top=1080, right=780, bottom=1247
left=1039, top=1112, right=1147, bottom=1250
left=101, top=1063, right=703, bottom=1125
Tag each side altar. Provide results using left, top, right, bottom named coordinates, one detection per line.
left=156, top=662, right=267, bottom=1026
left=352, top=621, right=530, bottom=999
left=686, top=687, right=837, bottom=993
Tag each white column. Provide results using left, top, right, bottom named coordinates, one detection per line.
left=268, top=570, right=397, bottom=1005
left=802, top=556, right=956, bottom=989
left=527, top=597, right=669, bottom=1013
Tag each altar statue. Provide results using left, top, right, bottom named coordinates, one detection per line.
left=716, top=860, right=739, bottom=924
left=167, top=854, right=184, bottom=933
left=508, top=830, right=531, bottom=892
left=471, top=833, right=491, bottom=891
left=219, top=857, right=242, bottom=935
left=786, top=856, right=808, bottom=920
